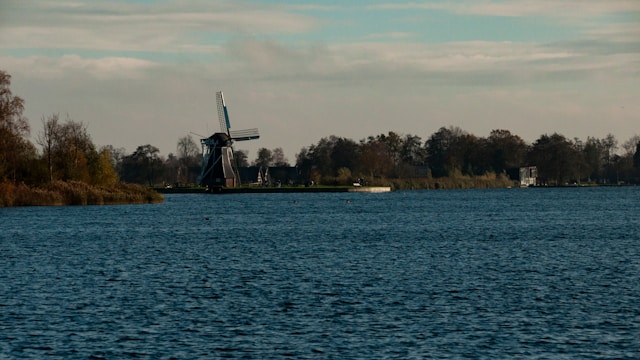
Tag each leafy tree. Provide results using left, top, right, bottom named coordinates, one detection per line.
left=364, top=132, right=425, bottom=177
left=101, top=145, right=127, bottom=175
left=457, top=133, right=486, bottom=176
left=360, top=132, right=427, bottom=178
left=296, top=136, right=363, bottom=183
left=336, top=167, right=352, bottom=185
left=486, top=129, right=527, bottom=174
left=295, top=146, right=314, bottom=183
left=331, top=138, right=359, bottom=175
left=91, top=147, right=119, bottom=187
left=121, top=144, right=163, bottom=186
left=39, top=115, right=96, bottom=182
left=0, top=70, right=30, bottom=182
left=528, top=133, right=584, bottom=185
left=360, top=138, right=393, bottom=178
left=59, top=119, right=94, bottom=182
left=254, top=148, right=273, bottom=168
left=36, top=114, right=109, bottom=184
left=308, top=137, right=337, bottom=177
left=378, top=131, right=403, bottom=167
left=425, top=126, right=466, bottom=177
left=399, top=134, right=425, bottom=166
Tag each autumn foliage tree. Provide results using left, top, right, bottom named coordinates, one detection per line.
left=37, top=113, right=118, bottom=186
left=0, top=70, right=35, bottom=183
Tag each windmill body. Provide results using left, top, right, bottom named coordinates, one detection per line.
left=197, top=91, right=259, bottom=191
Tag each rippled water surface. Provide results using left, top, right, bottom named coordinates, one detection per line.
left=1, top=187, right=639, bottom=358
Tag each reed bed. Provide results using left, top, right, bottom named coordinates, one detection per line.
left=0, top=180, right=163, bottom=207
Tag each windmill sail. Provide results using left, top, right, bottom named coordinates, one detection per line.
left=230, top=128, right=260, bottom=141
left=216, top=91, right=260, bottom=140
left=216, top=91, right=231, bottom=135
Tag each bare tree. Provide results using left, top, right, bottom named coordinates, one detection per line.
left=603, top=133, right=618, bottom=165
left=272, top=147, right=289, bottom=167
left=234, top=149, right=249, bottom=167
left=37, top=114, right=60, bottom=182
left=622, top=135, right=640, bottom=156
left=177, top=135, right=199, bottom=162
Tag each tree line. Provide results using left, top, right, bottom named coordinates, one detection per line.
left=1, top=70, right=163, bottom=206
left=2, top=69, right=639, bottom=190
left=1, top=69, right=292, bottom=188
left=296, top=128, right=640, bottom=186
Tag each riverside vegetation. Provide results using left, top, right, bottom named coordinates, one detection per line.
left=2, top=69, right=640, bottom=206
left=0, top=181, right=162, bottom=207
left=0, top=70, right=162, bottom=207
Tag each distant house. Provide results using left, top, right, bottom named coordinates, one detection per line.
left=237, top=166, right=299, bottom=186
left=508, top=166, right=537, bottom=187
left=267, top=167, right=299, bottom=186
left=237, top=166, right=263, bottom=185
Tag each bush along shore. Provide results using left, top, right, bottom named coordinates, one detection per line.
left=0, top=181, right=163, bottom=207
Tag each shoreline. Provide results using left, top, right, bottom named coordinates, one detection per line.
left=155, top=182, right=637, bottom=195
left=155, top=186, right=392, bottom=194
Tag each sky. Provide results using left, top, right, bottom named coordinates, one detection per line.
left=1, top=0, right=639, bottom=161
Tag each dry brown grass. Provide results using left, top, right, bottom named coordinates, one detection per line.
left=0, top=180, right=163, bottom=207
left=384, top=173, right=516, bottom=190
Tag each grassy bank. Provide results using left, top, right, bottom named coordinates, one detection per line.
left=0, top=180, right=163, bottom=207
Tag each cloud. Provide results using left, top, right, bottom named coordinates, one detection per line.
left=0, top=0, right=318, bottom=54
left=220, top=36, right=634, bottom=89
left=364, top=32, right=416, bottom=40
left=368, top=0, right=640, bottom=18
left=584, top=22, right=640, bottom=44
left=1, top=0, right=638, bottom=158
left=1, top=55, right=157, bottom=79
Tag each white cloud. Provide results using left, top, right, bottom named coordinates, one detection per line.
left=1, top=55, right=157, bottom=79
left=0, top=0, right=318, bottom=54
left=220, top=37, right=629, bottom=89
left=363, top=32, right=416, bottom=40
left=368, top=0, right=640, bottom=18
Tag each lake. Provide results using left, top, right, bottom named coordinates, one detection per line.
left=1, top=187, right=639, bottom=358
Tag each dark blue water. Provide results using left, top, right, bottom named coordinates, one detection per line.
left=1, top=187, right=639, bottom=358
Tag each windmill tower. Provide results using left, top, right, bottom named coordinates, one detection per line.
left=197, top=91, right=259, bottom=191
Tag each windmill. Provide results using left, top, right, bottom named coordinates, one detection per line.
left=197, top=91, right=259, bottom=191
